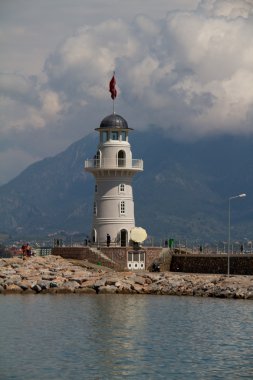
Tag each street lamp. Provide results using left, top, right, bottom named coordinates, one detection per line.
left=228, top=193, right=246, bottom=276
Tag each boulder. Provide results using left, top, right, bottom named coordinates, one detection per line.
left=133, top=275, right=146, bottom=286
left=94, top=278, right=106, bottom=287
left=62, top=281, right=80, bottom=290
left=31, top=284, right=42, bottom=293
left=4, top=284, right=22, bottom=293
left=99, top=285, right=118, bottom=294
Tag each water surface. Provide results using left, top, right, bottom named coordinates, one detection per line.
left=0, top=294, right=252, bottom=379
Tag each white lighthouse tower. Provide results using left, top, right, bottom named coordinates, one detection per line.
left=84, top=75, right=143, bottom=246
left=85, top=112, right=143, bottom=246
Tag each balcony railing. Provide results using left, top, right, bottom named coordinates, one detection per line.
left=85, top=158, right=143, bottom=170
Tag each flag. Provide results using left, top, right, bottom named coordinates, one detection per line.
left=109, top=75, right=117, bottom=100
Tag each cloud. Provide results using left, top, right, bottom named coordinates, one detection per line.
left=41, top=0, right=253, bottom=139
left=199, top=0, right=253, bottom=19
left=0, top=73, right=63, bottom=131
left=1, top=0, right=253, bottom=183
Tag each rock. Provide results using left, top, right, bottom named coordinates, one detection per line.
left=41, top=275, right=56, bottom=281
left=37, top=280, right=51, bottom=290
left=105, top=278, right=118, bottom=286
left=4, top=275, right=22, bottom=285
left=99, top=285, right=118, bottom=294
left=94, top=278, right=106, bottom=287
left=4, top=284, right=22, bottom=293
left=1, top=269, right=17, bottom=276
left=18, top=282, right=30, bottom=291
left=62, top=281, right=80, bottom=290
left=79, top=280, right=96, bottom=288
left=145, top=283, right=162, bottom=294
left=11, top=264, right=21, bottom=269
left=31, top=284, right=42, bottom=293
left=114, top=281, right=133, bottom=293
left=131, top=283, right=146, bottom=293
left=133, top=275, right=146, bottom=286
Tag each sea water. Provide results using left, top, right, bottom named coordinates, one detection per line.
left=0, top=294, right=253, bottom=380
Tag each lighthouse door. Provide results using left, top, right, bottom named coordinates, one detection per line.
left=120, top=229, right=127, bottom=247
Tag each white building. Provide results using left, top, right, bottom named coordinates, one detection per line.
left=85, top=113, right=143, bottom=247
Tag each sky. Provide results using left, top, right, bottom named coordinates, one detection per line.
left=1, top=0, right=253, bottom=185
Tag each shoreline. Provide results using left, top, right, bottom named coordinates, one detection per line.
left=1, top=255, right=253, bottom=299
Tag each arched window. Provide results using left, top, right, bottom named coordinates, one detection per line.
left=117, top=150, right=126, bottom=167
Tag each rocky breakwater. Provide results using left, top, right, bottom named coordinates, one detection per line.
left=1, top=256, right=253, bottom=299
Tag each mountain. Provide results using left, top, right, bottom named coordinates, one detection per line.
left=0, top=127, right=252, bottom=243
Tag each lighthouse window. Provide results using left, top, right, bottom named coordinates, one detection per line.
left=121, top=131, right=126, bottom=141
left=101, top=131, right=108, bottom=143
left=95, top=184, right=98, bottom=193
left=94, top=151, right=101, bottom=167
left=117, top=150, right=126, bottom=167
left=93, top=202, right=97, bottom=215
left=119, top=184, right=125, bottom=192
left=120, top=201, right=126, bottom=215
left=112, top=131, right=119, bottom=140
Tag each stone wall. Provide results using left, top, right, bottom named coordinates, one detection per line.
left=52, top=247, right=120, bottom=270
left=145, top=248, right=165, bottom=269
left=51, top=248, right=253, bottom=274
left=170, top=254, right=253, bottom=275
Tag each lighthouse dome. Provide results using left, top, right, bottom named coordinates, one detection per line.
left=99, top=114, right=129, bottom=129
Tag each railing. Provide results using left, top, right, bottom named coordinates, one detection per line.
left=85, top=158, right=143, bottom=170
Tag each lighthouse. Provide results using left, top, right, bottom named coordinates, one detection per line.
left=85, top=75, right=143, bottom=247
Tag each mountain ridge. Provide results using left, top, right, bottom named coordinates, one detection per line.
left=0, top=127, right=252, bottom=243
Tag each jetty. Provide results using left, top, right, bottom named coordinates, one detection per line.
left=1, top=255, right=253, bottom=299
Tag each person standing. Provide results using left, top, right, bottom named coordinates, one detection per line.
left=106, top=234, right=111, bottom=247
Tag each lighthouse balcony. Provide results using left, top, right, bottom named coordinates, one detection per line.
left=85, top=158, right=143, bottom=171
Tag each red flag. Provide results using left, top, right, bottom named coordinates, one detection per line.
left=109, top=75, right=117, bottom=100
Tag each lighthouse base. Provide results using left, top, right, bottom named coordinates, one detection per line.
left=52, top=246, right=162, bottom=271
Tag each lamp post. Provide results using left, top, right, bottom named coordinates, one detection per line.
left=228, top=193, right=246, bottom=276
